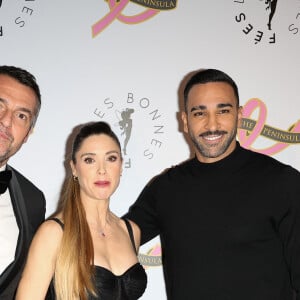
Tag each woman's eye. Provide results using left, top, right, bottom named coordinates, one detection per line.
left=107, top=155, right=117, bottom=162
left=84, top=157, right=94, bottom=164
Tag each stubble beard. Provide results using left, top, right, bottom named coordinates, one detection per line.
left=0, top=144, right=13, bottom=166
left=190, top=127, right=238, bottom=159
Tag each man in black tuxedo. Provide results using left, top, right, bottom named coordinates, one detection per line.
left=0, top=66, right=46, bottom=299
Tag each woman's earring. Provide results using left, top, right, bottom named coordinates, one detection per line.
left=73, top=175, right=78, bottom=181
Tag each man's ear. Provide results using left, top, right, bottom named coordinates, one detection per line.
left=237, top=106, right=243, bottom=128
left=23, top=127, right=34, bottom=144
left=181, top=111, right=189, bottom=133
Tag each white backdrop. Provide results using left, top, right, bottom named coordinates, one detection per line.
left=1, top=1, right=300, bottom=299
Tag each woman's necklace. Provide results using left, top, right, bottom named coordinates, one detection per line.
left=90, top=211, right=110, bottom=238
left=98, top=220, right=107, bottom=237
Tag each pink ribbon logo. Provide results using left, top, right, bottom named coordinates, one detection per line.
left=92, top=0, right=159, bottom=37
left=238, top=98, right=300, bottom=155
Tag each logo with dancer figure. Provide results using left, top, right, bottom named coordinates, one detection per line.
left=265, top=0, right=278, bottom=30
left=233, top=0, right=300, bottom=44
left=116, top=108, right=135, bottom=156
left=94, top=92, right=165, bottom=169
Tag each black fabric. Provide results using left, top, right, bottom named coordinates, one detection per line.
left=0, top=165, right=46, bottom=300
left=0, top=169, right=12, bottom=194
left=47, top=218, right=147, bottom=300
left=122, top=218, right=137, bottom=254
left=48, top=217, right=64, bottom=229
left=124, top=142, right=300, bottom=300
left=89, top=263, right=147, bottom=300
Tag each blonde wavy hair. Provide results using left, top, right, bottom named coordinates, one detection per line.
left=54, top=177, right=96, bottom=300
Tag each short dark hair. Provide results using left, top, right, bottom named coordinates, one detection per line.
left=0, top=65, right=41, bottom=127
left=183, top=69, right=239, bottom=111
left=71, top=121, right=122, bottom=163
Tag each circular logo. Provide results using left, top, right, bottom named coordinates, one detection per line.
left=0, top=0, right=38, bottom=37
left=93, top=92, right=166, bottom=267
left=233, top=0, right=300, bottom=45
left=93, top=92, right=166, bottom=170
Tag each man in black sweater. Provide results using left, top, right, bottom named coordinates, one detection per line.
left=125, top=68, right=300, bottom=299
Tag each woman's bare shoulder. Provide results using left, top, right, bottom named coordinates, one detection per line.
left=33, top=216, right=64, bottom=245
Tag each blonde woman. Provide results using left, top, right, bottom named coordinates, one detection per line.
left=16, top=121, right=147, bottom=300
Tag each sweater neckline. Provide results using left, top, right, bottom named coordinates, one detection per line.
left=191, top=142, right=245, bottom=171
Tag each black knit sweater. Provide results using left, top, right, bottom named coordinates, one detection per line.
left=125, top=143, right=300, bottom=300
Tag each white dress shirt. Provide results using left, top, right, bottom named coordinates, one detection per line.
left=0, top=166, right=19, bottom=275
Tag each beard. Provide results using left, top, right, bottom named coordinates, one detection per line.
left=189, top=127, right=238, bottom=159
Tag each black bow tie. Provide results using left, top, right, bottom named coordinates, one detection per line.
left=0, top=170, right=12, bottom=194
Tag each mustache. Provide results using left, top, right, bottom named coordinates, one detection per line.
left=0, top=125, right=13, bottom=141
left=199, top=130, right=227, bottom=137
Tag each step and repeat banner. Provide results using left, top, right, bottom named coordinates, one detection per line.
left=1, top=1, right=300, bottom=299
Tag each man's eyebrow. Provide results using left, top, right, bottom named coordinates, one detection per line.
left=17, top=107, right=33, bottom=116
left=190, top=103, right=233, bottom=112
left=190, top=105, right=206, bottom=112
left=0, top=98, right=34, bottom=117
left=217, top=103, right=233, bottom=108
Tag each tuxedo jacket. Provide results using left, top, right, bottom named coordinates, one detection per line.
left=0, top=165, right=46, bottom=300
